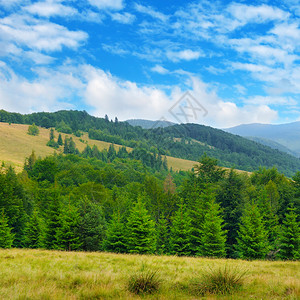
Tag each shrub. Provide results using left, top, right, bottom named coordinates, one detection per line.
left=127, top=269, right=160, bottom=295
left=190, top=266, right=247, bottom=296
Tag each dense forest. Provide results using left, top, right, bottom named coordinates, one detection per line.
left=0, top=134, right=299, bottom=259
left=1, top=109, right=300, bottom=176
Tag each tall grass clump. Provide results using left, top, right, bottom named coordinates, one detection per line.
left=191, top=266, right=247, bottom=296
left=127, top=269, right=161, bottom=295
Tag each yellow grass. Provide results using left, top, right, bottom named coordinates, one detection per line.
left=0, top=122, right=250, bottom=174
left=0, top=249, right=298, bottom=299
left=0, top=122, right=198, bottom=172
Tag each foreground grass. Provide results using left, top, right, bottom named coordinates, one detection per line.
left=0, top=249, right=298, bottom=299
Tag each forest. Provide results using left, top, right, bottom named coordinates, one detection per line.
left=1, top=109, right=300, bottom=176
left=0, top=130, right=299, bottom=260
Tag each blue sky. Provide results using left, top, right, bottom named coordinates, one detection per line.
left=0, top=0, right=299, bottom=127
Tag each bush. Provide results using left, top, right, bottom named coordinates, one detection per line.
left=190, top=266, right=247, bottom=296
left=127, top=269, right=160, bottom=295
left=27, top=123, right=39, bottom=136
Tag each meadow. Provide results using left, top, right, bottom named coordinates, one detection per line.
left=0, top=249, right=298, bottom=299
left=0, top=122, right=196, bottom=173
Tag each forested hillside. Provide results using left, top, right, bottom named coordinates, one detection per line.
left=1, top=109, right=300, bottom=176
left=0, top=149, right=299, bottom=260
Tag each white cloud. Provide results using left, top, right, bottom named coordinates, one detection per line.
left=24, top=1, right=78, bottom=18
left=88, top=0, right=123, bottom=10
left=0, top=62, right=82, bottom=113
left=166, top=49, right=203, bottom=62
left=0, top=14, right=88, bottom=52
left=111, top=12, right=135, bottom=24
left=151, top=65, right=169, bottom=74
left=134, top=4, right=169, bottom=22
left=227, top=3, right=289, bottom=24
left=244, top=95, right=297, bottom=106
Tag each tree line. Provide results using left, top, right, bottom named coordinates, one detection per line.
left=0, top=150, right=299, bottom=260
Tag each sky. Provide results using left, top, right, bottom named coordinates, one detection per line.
left=0, top=0, right=299, bottom=128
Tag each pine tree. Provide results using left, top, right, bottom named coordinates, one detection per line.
left=49, top=128, right=55, bottom=141
left=44, top=195, right=61, bottom=249
left=55, top=204, right=82, bottom=251
left=23, top=209, right=44, bottom=249
left=279, top=206, right=300, bottom=260
left=156, top=215, right=170, bottom=255
left=0, top=209, right=14, bottom=248
left=236, top=203, right=270, bottom=259
left=78, top=198, right=106, bottom=251
left=105, top=211, right=127, bottom=253
left=126, top=196, right=156, bottom=254
left=200, top=200, right=227, bottom=258
left=169, top=201, right=192, bottom=256
left=57, top=134, right=63, bottom=146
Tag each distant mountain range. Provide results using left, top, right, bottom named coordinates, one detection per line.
left=126, top=119, right=175, bottom=129
left=225, top=122, right=300, bottom=157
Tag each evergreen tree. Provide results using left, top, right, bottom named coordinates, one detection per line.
left=105, top=211, right=127, bottom=253
left=44, top=195, right=61, bottom=249
left=23, top=209, right=44, bottom=248
left=236, top=203, right=270, bottom=259
left=55, top=204, right=82, bottom=251
left=169, top=201, right=192, bottom=256
left=200, top=200, right=227, bottom=258
left=49, top=128, right=55, bottom=141
left=78, top=198, right=106, bottom=251
left=27, top=123, right=39, bottom=136
left=0, top=209, right=14, bottom=248
left=217, top=169, right=247, bottom=257
left=156, top=215, right=170, bottom=255
left=126, top=196, right=156, bottom=254
left=57, top=134, right=63, bottom=146
left=279, top=206, right=300, bottom=260
left=24, top=150, right=37, bottom=171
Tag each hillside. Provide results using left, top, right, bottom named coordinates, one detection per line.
left=0, top=122, right=196, bottom=172
left=225, top=122, right=300, bottom=157
left=1, top=109, right=300, bottom=176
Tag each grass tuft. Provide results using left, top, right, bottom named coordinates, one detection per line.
left=190, top=266, right=247, bottom=296
left=127, top=269, right=161, bottom=295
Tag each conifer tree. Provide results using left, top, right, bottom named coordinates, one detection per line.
left=236, top=203, right=270, bottom=259
left=55, top=204, right=82, bottom=251
left=78, top=198, right=106, bottom=251
left=49, top=128, right=55, bottom=141
left=105, top=211, right=127, bottom=253
left=0, top=209, right=14, bottom=248
left=189, top=191, right=214, bottom=256
left=23, top=209, right=44, bottom=248
left=156, top=215, right=170, bottom=255
left=57, top=134, right=63, bottom=146
left=279, top=206, right=300, bottom=260
left=169, top=201, right=192, bottom=256
left=126, top=196, right=156, bottom=254
left=44, top=195, right=61, bottom=249
left=200, top=200, right=227, bottom=258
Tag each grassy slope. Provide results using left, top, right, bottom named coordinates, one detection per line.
left=0, top=122, right=197, bottom=172
left=0, top=249, right=299, bottom=299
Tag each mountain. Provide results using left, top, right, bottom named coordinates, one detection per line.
left=1, top=109, right=300, bottom=176
left=225, top=122, right=300, bottom=157
left=126, top=119, right=175, bottom=129
left=246, top=136, right=299, bottom=157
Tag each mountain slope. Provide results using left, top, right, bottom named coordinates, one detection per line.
left=225, top=122, right=300, bottom=157
left=1, top=109, right=300, bottom=176
left=0, top=122, right=196, bottom=172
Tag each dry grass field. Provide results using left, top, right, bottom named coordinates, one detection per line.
left=0, top=122, right=198, bottom=172
left=0, top=249, right=298, bottom=299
